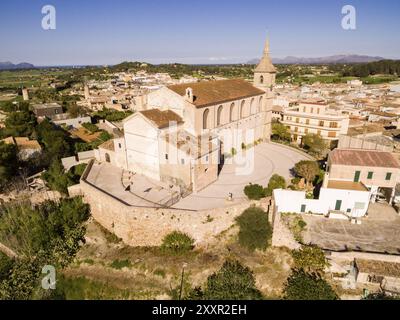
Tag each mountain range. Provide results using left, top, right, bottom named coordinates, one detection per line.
left=247, top=54, right=386, bottom=65
left=0, top=61, right=35, bottom=70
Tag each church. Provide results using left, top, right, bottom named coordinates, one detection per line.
left=94, top=38, right=276, bottom=193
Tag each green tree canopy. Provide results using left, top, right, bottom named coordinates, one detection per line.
left=272, top=123, right=291, bottom=142
left=236, top=207, right=272, bottom=251
left=0, top=141, right=18, bottom=191
left=283, top=269, right=338, bottom=300
left=4, top=111, right=36, bottom=137
left=292, top=245, right=329, bottom=273
left=189, top=260, right=263, bottom=300
left=244, top=184, right=266, bottom=200
left=36, top=119, right=72, bottom=164
left=265, top=174, right=286, bottom=196
left=302, top=134, right=327, bottom=157
left=294, top=160, right=320, bottom=186
left=0, top=197, right=90, bottom=299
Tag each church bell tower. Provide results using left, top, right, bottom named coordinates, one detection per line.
left=254, top=37, right=276, bottom=91
left=254, top=36, right=276, bottom=142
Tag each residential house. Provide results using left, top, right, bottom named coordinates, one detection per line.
left=326, top=149, right=400, bottom=203
left=281, top=99, right=350, bottom=145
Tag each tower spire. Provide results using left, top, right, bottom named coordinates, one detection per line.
left=263, top=32, right=270, bottom=54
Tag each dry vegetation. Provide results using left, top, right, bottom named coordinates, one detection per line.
left=60, top=218, right=294, bottom=299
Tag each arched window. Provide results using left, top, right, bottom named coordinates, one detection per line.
left=229, top=103, right=235, bottom=122
left=203, top=108, right=210, bottom=130
left=258, top=96, right=263, bottom=112
left=250, top=98, right=255, bottom=114
left=105, top=153, right=111, bottom=163
left=240, top=100, right=246, bottom=119
left=260, top=75, right=264, bottom=84
left=217, top=105, right=223, bottom=126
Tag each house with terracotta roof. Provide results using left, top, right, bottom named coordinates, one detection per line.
left=281, top=99, right=350, bottom=145
left=93, top=37, right=276, bottom=193
left=1, top=136, right=42, bottom=160
left=326, top=149, right=400, bottom=204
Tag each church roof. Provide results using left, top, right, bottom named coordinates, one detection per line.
left=140, top=109, right=183, bottom=129
left=254, top=39, right=276, bottom=73
left=167, top=79, right=264, bottom=108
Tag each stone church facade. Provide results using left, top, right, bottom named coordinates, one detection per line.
left=95, top=38, right=276, bottom=193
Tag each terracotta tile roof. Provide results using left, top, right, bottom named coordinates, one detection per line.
left=14, top=137, right=42, bottom=150
left=299, top=99, right=327, bottom=106
left=167, top=79, right=264, bottom=108
left=356, top=259, right=400, bottom=278
left=140, top=109, right=183, bottom=129
left=2, top=137, right=42, bottom=150
left=329, top=149, right=400, bottom=168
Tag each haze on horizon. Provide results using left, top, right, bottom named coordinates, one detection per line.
left=0, top=0, right=399, bottom=66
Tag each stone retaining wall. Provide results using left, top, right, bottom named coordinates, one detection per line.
left=80, top=178, right=260, bottom=247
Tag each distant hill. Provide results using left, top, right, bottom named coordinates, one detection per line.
left=0, top=62, right=35, bottom=70
left=247, top=55, right=386, bottom=65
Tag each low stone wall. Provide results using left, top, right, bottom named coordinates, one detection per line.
left=270, top=142, right=315, bottom=160
left=80, top=178, right=257, bottom=247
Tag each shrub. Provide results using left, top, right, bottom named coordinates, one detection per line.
left=265, top=174, right=286, bottom=196
left=244, top=184, right=266, bottom=200
left=282, top=213, right=307, bottom=242
left=153, top=269, right=166, bottom=278
left=292, top=245, right=329, bottom=273
left=187, top=260, right=263, bottom=300
left=236, top=207, right=272, bottom=251
left=110, top=259, right=132, bottom=270
left=161, top=231, right=194, bottom=255
left=283, top=269, right=338, bottom=300
left=231, top=148, right=237, bottom=156
left=81, top=122, right=98, bottom=133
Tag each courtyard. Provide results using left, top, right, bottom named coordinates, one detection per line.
left=84, top=142, right=310, bottom=210
left=302, top=203, right=400, bottom=254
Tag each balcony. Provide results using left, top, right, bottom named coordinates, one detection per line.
left=281, top=119, right=342, bottom=131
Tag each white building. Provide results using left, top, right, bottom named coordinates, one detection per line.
left=94, top=37, right=276, bottom=193
left=274, top=179, right=371, bottom=218
left=281, top=99, right=350, bottom=144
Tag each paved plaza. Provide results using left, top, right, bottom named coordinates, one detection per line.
left=85, top=143, right=310, bottom=210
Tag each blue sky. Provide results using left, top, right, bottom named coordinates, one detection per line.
left=0, top=0, right=399, bottom=65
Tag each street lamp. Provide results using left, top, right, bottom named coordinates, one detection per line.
left=178, top=262, right=188, bottom=300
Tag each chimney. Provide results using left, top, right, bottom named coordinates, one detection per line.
left=185, top=87, right=194, bottom=103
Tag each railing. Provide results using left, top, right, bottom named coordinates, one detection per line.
left=80, top=160, right=197, bottom=211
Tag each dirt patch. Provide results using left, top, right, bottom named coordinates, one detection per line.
left=70, top=127, right=101, bottom=143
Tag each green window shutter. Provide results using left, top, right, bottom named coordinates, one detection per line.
left=335, top=200, right=342, bottom=211
left=300, top=205, right=306, bottom=213
left=367, top=172, right=373, bottom=179
left=386, top=172, right=392, bottom=181
left=354, top=171, right=361, bottom=183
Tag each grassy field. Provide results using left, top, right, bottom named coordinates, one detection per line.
left=0, top=69, right=73, bottom=90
